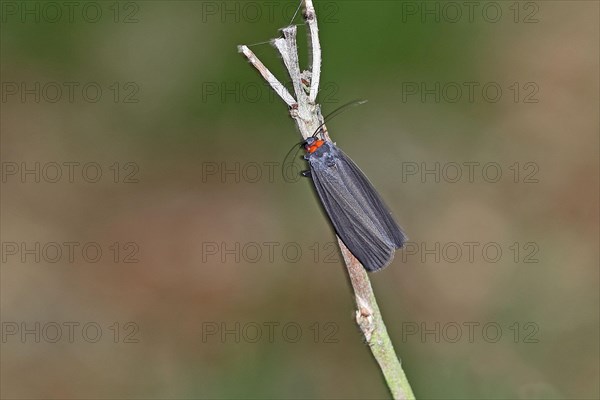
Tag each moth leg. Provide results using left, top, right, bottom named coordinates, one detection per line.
left=301, top=170, right=312, bottom=178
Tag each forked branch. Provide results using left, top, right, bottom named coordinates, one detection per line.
left=238, top=1, right=415, bottom=398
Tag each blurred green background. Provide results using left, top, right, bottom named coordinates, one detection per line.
left=1, top=1, right=598, bottom=399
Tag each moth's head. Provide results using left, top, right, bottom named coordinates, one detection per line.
left=304, top=137, right=325, bottom=154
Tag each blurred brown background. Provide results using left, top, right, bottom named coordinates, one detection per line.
left=1, top=1, right=598, bottom=399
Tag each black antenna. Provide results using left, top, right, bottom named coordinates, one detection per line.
left=282, top=99, right=369, bottom=180
left=288, top=0, right=303, bottom=26
left=282, top=139, right=303, bottom=165
left=245, top=39, right=274, bottom=48
left=311, top=99, right=368, bottom=138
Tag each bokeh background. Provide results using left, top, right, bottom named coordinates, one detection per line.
left=1, top=1, right=598, bottom=399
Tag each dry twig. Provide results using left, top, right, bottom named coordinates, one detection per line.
left=238, top=1, right=415, bottom=398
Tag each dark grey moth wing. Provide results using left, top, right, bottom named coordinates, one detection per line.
left=308, top=142, right=406, bottom=271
